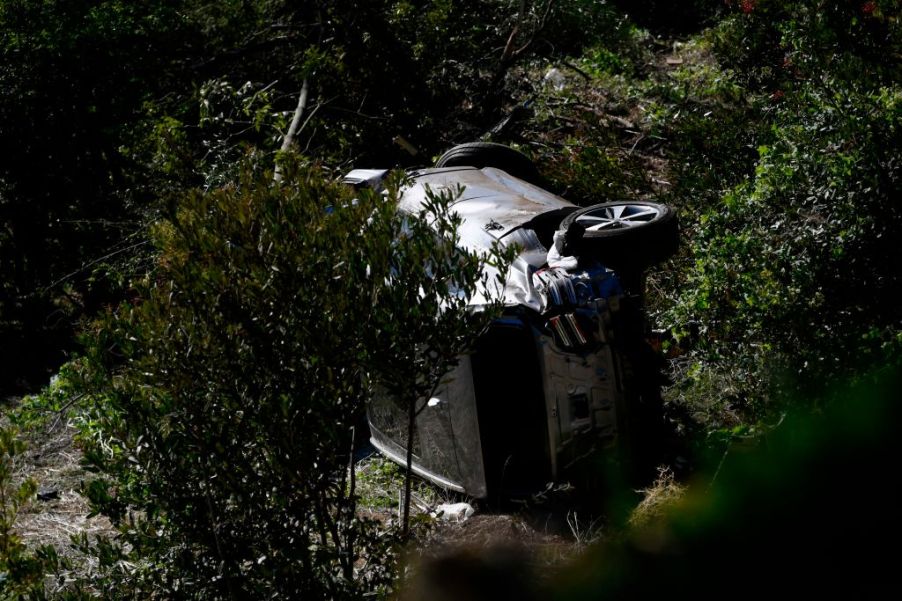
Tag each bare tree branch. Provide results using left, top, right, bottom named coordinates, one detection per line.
left=281, top=78, right=310, bottom=153
left=493, top=1, right=556, bottom=91
left=274, top=78, right=309, bottom=182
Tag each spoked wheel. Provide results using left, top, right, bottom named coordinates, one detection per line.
left=557, top=201, right=678, bottom=267
left=574, top=203, right=665, bottom=232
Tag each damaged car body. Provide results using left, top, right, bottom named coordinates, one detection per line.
left=345, top=146, right=677, bottom=500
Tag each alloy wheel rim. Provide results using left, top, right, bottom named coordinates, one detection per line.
left=575, top=204, right=661, bottom=231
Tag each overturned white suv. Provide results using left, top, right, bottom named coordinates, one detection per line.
left=344, top=143, right=678, bottom=500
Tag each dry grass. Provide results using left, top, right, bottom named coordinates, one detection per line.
left=627, top=466, right=686, bottom=530
left=15, top=490, right=112, bottom=550
left=9, top=409, right=117, bottom=592
left=354, top=453, right=585, bottom=564
left=427, top=513, right=570, bottom=554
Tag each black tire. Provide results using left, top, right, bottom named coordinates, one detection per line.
left=557, top=201, right=678, bottom=267
left=435, top=142, right=543, bottom=186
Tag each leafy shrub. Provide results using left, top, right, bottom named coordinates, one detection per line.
left=668, top=81, right=902, bottom=416
left=75, top=156, right=508, bottom=598
left=712, top=0, right=901, bottom=91
left=542, top=141, right=648, bottom=202
left=647, top=38, right=765, bottom=212
left=0, top=0, right=203, bottom=393
left=655, top=0, right=902, bottom=424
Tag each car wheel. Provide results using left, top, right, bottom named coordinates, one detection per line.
left=557, top=201, right=678, bottom=267
left=435, top=142, right=543, bottom=186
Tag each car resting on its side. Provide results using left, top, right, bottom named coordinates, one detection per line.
left=344, top=145, right=677, bottom=499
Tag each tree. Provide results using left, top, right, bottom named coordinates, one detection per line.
left=360, top=183, right=514, bottom=535
left=76, top=156, right=509, bottom=597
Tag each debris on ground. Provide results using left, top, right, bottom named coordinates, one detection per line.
left=432, top=502, right=475, bottom=523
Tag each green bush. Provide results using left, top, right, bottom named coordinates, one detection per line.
left=75, top=156, right=508, bottom=598
left=711, top=0, right=901, bottom=91
left=669, top=80, right=902, bottom=418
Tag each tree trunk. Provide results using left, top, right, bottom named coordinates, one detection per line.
left=274, top=78, right=309, bottom=182
left=402, top=395, right=416, bottom=537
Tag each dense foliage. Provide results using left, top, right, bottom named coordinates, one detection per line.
left=64, top=158, right=505, bottom=597
left=1, top=0, right=900, bottom=597
left=0, top=0, right=631, bottom=393
left=664, top=0, right=902, bottom=420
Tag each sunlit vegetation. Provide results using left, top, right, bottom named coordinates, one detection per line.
left=1, top=0, right=899, bottom=597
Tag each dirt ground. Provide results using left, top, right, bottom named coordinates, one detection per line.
left=11, top=421, right=608, bottom=577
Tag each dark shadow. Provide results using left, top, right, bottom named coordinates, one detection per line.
left=610, top=0, right=726, bottom=36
